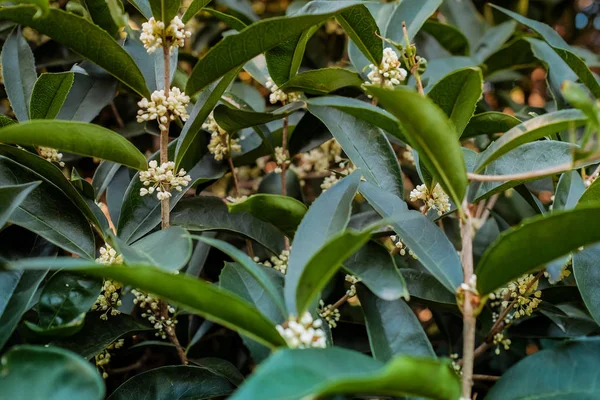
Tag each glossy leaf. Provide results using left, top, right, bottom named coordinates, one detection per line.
left=231, top=348, right=460, bottom=400
left=265, top=28, right=315, bottom=86
left=0, top=0, right=49, bottom=17
left=0, top=6, right=149, bottom=97
left=476, top=205, right=600, bottom=295
left=344, top=241, right=408, bottom=301
left=182, top=0, right=213, bottom=23
left=124, top=227, right=193, bottom=271
left=279, top=68, right=362, bottom=94
left=422, top=20, right=469, bottom=56
left=2, top=27, right=37, bottom=122
left=214, top=101, right=303, bottom=133
left=474, top=109, right=587, bottom=172
left=461, top=111, right=521, bottom=138
left=84, top=0, right=122, bottom=36
left=0, top=345, right=105, bottom=400
left=149, top=0, right=179, bottom=23
left=29, top=72, right=74, bottom=120
left=308, top=105, right=404, bottom=198
left=439, top=0, right=486, bottom=48
left=0, top=121, right=147, bottom=170
left=472, top=20, right=516, bottom=63
left=0, top=182, right=40, bottom=229
left=336, top=4, right=382, bottom=66
left=427, top=67, right=483, bottom=137
left=227, top=194, right=307, bottom=237
left=358, top=286, right=434, bottom=362
left=108, top=366, right=234, bottom=400
left=359, top=182, right=463, bottom=293
left=384, top=0, right=441, bottom=43
left=367, top=86, right=467, bottom=212
left=553, top=171, right=585, bottom=211
left=285, top=172, right=360, bottom=312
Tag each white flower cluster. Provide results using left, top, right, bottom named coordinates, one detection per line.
left=299, top=140, right=343, bottom=173
left=203, top=112, right=242, bottom=161
left=450, top=353, right=462, bottom=375
left=132, top=289, right=177, bottom=340
left=265, top=77, right=301, bottom=105
left=254, top=248, right=290, bottom=274
left=93, top=244, right=124, bottom=320
left=95, top=339, right=124, bottom=379
left=318, top=300, right=341, bottom=328
left=273, top=146, right=290, bottom=173
left=276, top=312, right=326, bottom=348
left=493, top=332, right=511, bottom=355
left=137, top=87, right=190, bottom=131
left=365, top=47, right=408, bottom=90
left=345, top=274, right=360, bottom=297
left=139, top=160, right=191, bottom=201
left=390, top=235, right=417, bottom=259
left=409, top=183, right=451, bottom=216
left=140, top=16, right=191, bottom=54
left=38, top=147, right=65, bottom=167
left=402, top=145, right=415, bottom=165
left=321, top=161, right=357, bottom=191
left=489, top=274, right=542, bottom=322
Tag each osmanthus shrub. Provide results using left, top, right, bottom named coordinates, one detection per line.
left=0, top=0, right=599, bottom=399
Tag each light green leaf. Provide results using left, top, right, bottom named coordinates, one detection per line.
left=461, top=111, right=521, bottom=139
left=148, top=0, right=180, bottom=28
left=474, top=109, right=587, bottom=172
left=279, top=68, right=362, bottom=94
left=422, top=20, right=469, bottom=56
left=0, top=120, right=147, bottom=170
left=476, top=204, right=600, bottom=295
left=0, top=345, right=105, bottom=400
left=439, top=0, right=486, bottom=48
left=384, top=0, right=441, bottom=43
left=427, top=67, right=483, bottom=137
left=227, top=194, right=307, bottom=237
left=29, top=72, right=74, bottom=120
left=472, top=20, right=516, bottom=62
left=366, top=86, right=467, bottom=212
left=0, top=6, right=150, bottom=97
left=0, top=182, right=40, bottom=229
left=182, top=0, right=212, bottom=23
left=231, top=348, right=461, bottom=400
left=2, top=27, right=37, bottom=122
left=358, top=286, right=434, bottom=362
left=0, top=0, right=50, bottom=17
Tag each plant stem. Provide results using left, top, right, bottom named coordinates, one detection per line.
left=280, top=115, right=289, bottom=197
left=473, top=374, right=500, bottom=382
left=227, top=155, right=254, bottom=258
left=160, top=44, right=171, bottom=229
left=160, top=301, right=188, bottom=365
left=460, top=198, right=476, bottom=400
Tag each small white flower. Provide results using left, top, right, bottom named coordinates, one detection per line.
left=409, top=183, right=451, bottom=216
left=38, top=146, right=65, bottom=167
left=318, top=300, right=341, bottom=328
left=139, top=160, right=192, bottom=201
left=321, top=161, right=357, bottom=192
left=265, top=77, right=302, bottom=104
left=132, top=289, right=178, bottom=339
left=364, top=47, right=407, bottom=93
left=255, top=248, right=290, bottom=274
left=276, top=312, right=326, bottom=349
left=137, top=87, right=190, bottom=131
left=140, top=16, right=191, bottom=54
left=203, top=112, right=242, bottom=161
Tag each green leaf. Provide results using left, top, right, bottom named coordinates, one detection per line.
left=308, top=104, right=403, bottom=198
left=10, top=258, right=288, bottom=349
left=185, top=2, right=364, bottom=95
left=51, top=313, right=152, bottom=359
left=29, top=72, right=74, bottom=120
left=461, top=111, right=521, bottom=139
left=553, top=171, right=585, bottom=211
left=0, top=0, right=49, bottom=17
left=231, top=348, right=460, bottom=400
left=486, top=338, right=600, bottom=400
left=439, top=0, right=486, bottom=48
left=295, top=227, right=376, bottom=314
left=37, top=272, right=101, bottom=328
left=23, top=312, right=86, bottom=339
left=562, top=81, right=600, bottom=130
left=124, top=227, right=193, bottom=271
left=0, top=121, right=147, bottom=170
left=127, top=0, right=152, bottom=18
left=182, top=0, right=212, bottom=23
left=336, top=4, right=382, bottom=65
left=265, top=28, right=315, bottom=86
left=578, top=176, right=600, bottom=206
left=149, top=0, right=180, bottom=23
left=214, top=101, right=303, bottom=133
left=175, top=69, right=240, bottom=169
left=108, top=366, right=234, bottom=400
left=0, top=157, right=95, bottom=258
left=205, top=7, right=248, bottom=30
left=227, top=194, right=307, bottom=237
left=358, top=286, right=434, bottom=362
left=472, top=20, right=516, bottom=63
left=573, top=244, right=600, bottom=325
left=384, top=0, right=441, bottom=43
left=2, top=27, right=37, bottom=122
left=279, top=68, right=363, bottom=94
left=83, top=0, right=122, bottom=36
left=0, top=6, right=150, bottom=97
left=422, top=20, right=469, bottom=56
left=427, top=67, right=483, bottom=137
left=359, top=182, right=463, bottom=293
left=0, top=182, right=40, bottom=229
left=476, top=204, right=600, bottom=295
left=194, top=235, right=287, bottom=316
left=474, top=109, right=587, bottom=172
left=285, top=172, right=360, bottom=313
left=0, top=345, right=105, bottom=400
left=366, top=86, right=467, bottom=212
left=483, top=38, right=537, bottom=78
left=344, top=241, right=408, bottom=301
left=401, top=269, right=456, bottom=305
left=171, top=196, right=284, bottom=254
left=306, top=96, right=404, bottom=140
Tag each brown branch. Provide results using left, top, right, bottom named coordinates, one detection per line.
left=467, top=162, right=571, bottom=182
left=473, top=374, right=500, bottom=382
left=160, top=44, right=171, bottom=229
left=460, top=197, right=476, bottom=400
left=160, top=302, right=188, bottom=365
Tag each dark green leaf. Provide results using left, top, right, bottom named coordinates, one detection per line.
left=366, top=86, right=467, bottom=213
left=182, top=0, right=213, bottom=23
left=279, top=68, right=362, bottom=94
left=308, top=104, right=403, bottom=198
left=476, top=204, right=600, bottom=295
left=359, top=182, right=463, bottom=293
left=553, top=171, right=585, bottom=211
left=127, top=0, right=152, bottom=18
left=265, top=29, right=314, bottom=86
left=336, top=4, right=382, bottom=65
left=0, top=121, right=147, bottom=170
left=214, top=101, right=302, bottom=133
left=0, top=7, right=149, bottom=97
left=83, top=0, right=122, bottom=36
left=486, top=338, right=600, bottom=400
left=29, top=72, right=74, bottom=120
left=227, top=194, right=307, bottom=237
left=123, top=227, right=193, bottom=271
left=358, top=286, right=434, bottom=362
left=461, top=111, right=521, bottom=139
left=439, top=0, right=486, bottom=48
left=2, top=27, right=37, bottom=122
left=205, top=7, right=248, bottom=30
left=472, top=20, right=516, bottom=63
left=422, top=20, right=469, bottom=56
left=0, top=345, right=105, bottom=400
left=384, top=0, right=441, bottom=43
left=23, top=314, right=85, bottom=338
left=230, top=348, right=460, bottom=400
left=573, top=244, right=600, bottom=325
left=149, top=0, right=179, bottom=23
left=474, top=109, right=587, bottom=172
left=0, top=0, right=49, bottom=17
left=0, top=182, right=40, bottom=229
left=427, top=67, right=483, bottom=137
left=285, top=172, right=360, bottom=313
left=400, top=269, right=456, bottom=305
left=190, top=358, right=244, bottom=386
left=108, top=366, right=234, bottom=400
left=92, top=161, right=120, bottom=200
left=344, top=241, right=408, bottom=301
left=483, top=38, right=537, bottom=78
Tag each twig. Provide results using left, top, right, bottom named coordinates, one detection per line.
left=160, top=302, right=188, bottom=365
left=460, top=197, right=476, bottom=400
left=108, top=350, right=151, bottom=374
left=467, top=162, right=572, bottom=182
left=110, top=102, right=125, bottom=129
left=160, top=44, right=171, bottom=229
left=227, top=156, right=254, bottom=258
left=473, top=374, right=500, bottom=382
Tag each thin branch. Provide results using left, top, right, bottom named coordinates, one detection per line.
left=160, top=44, right=171, bottom=229
left=160, top=301, right=188, bottom=365
left=473, top=374, right=500, bottom=382
left=467, top=162, right=571, bottom=182
left=460, top=197, right=476, bottom=400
